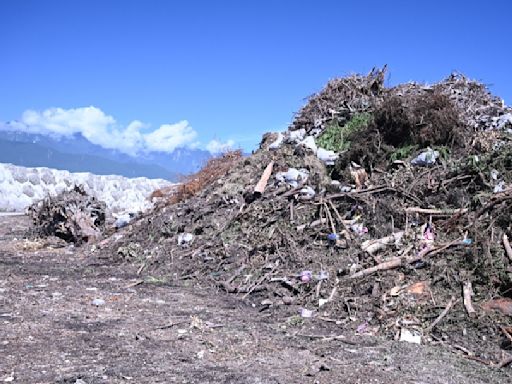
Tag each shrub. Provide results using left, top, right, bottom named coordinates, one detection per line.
left=373, top=90, right=462, bottom=148
left=316, top=113, right=372, bottom=152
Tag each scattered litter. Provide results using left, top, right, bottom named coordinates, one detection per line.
left=287, top=129, right=306, bottom=143
left=462, top=238, right=473, bottom=245
left=350, top=223, right=368, bottom=236
left=495, top=113, right=512, bottom=129
left=410, top=148, right=439, bottom=167
left=494, top=180, right=506, bottom=193
left=317, top=147, right=338, bottom=165
left=268, top=132, right=284, bottom=150
left=420, top=223, right=435, bottom=248
left=91, top=298, right=106, bottom=306
left=327, top=233, right=338, bottom=243
left=300, top=308, right=314, bottom=318
left=400, top=328, right=422, bottom=344
left=390, top=286, right=403, bottom=296
left=260, top=299, right=273, bottom=307
left=300, top=136, right=318, bottom=153
left=275, top=168, right=309, bottom=188
left=318, top=298, right=329, bottom=307
left=114, top=212, right=136, bottom=229
left=299, top=186, right=316, bottom=199
left=177, top=233, right=194, bottom=246
left=356, top=321, right=368, bottom=334
left=316, top=271, right=329, bottom=281
left=349, top=163, right=368, bottom=189
left=300, top=271, right=313, bottom=283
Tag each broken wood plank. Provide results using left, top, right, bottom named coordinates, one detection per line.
left=254, top=161, right=274, bottom=195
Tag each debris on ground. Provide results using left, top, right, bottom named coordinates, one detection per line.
left=28, top=185, right=106, bottom=244
left=102, top=68, right=512, bottom=367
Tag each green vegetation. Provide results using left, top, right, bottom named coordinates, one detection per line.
left=389, top=144, right=418, bottom=162
left=317, top=113, right=372, bottom=152
left=435, top=145, right=451, bottom=160
left=145, top=276, right=168, bottom=285
left=286, top=315, right=304, bottom=327
left=389, top=145, right=450, bottom=162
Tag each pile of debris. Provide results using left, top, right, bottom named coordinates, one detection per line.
left=102, top=68, right=512, bottom=367
left=28, top=185, right=106, bottom=244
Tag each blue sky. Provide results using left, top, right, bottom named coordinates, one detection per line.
left=0, top=0, right=511, bottom=155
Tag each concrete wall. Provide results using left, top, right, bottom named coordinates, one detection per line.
left=0, top=163, right=173, bottom=214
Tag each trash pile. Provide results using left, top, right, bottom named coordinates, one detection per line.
left=102, top=68, right=512, bottom=367
left=28, top=185, right=107, bottom=244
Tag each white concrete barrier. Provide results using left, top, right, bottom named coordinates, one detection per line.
left=0, top=163, right=174, bottom=214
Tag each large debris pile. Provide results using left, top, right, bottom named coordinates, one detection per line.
left=103, top=68, right=512, bottom=367
left=28, top=185, right=107, bottom=244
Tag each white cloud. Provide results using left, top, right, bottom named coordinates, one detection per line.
left=144, top=121, right=197, bottom=153
left=206, top=139, right=235, bottom=154
left=1, top=106, right=199, bottom=155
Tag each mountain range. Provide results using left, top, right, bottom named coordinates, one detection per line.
left=0, top=130, right=212, bottom=181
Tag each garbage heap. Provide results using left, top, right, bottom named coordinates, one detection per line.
left=104, top=68, right=512, bottom=365
left=28, top=185, right=107, bottom=244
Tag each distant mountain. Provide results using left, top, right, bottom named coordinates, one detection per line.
left=0, top=131, right=212, bottom=181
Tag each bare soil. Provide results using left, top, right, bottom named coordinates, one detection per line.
left=1, top=215, right=511, bottom=383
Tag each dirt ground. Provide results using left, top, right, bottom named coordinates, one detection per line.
left=1, top=215, right=511, bottom=384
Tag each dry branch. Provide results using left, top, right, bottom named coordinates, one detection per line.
left=497, top=355, right=512, bottom=368
left=405, top=207, right=468, bottom=216
left=428, top=296, right=459, bottom=331
left=296, top=218, right=328, bottom=232
left=361, top=231, right=404, bottom=255
left=351, top=240, right=463, bottom=279
left=350, top=257, right=404, bottom=279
